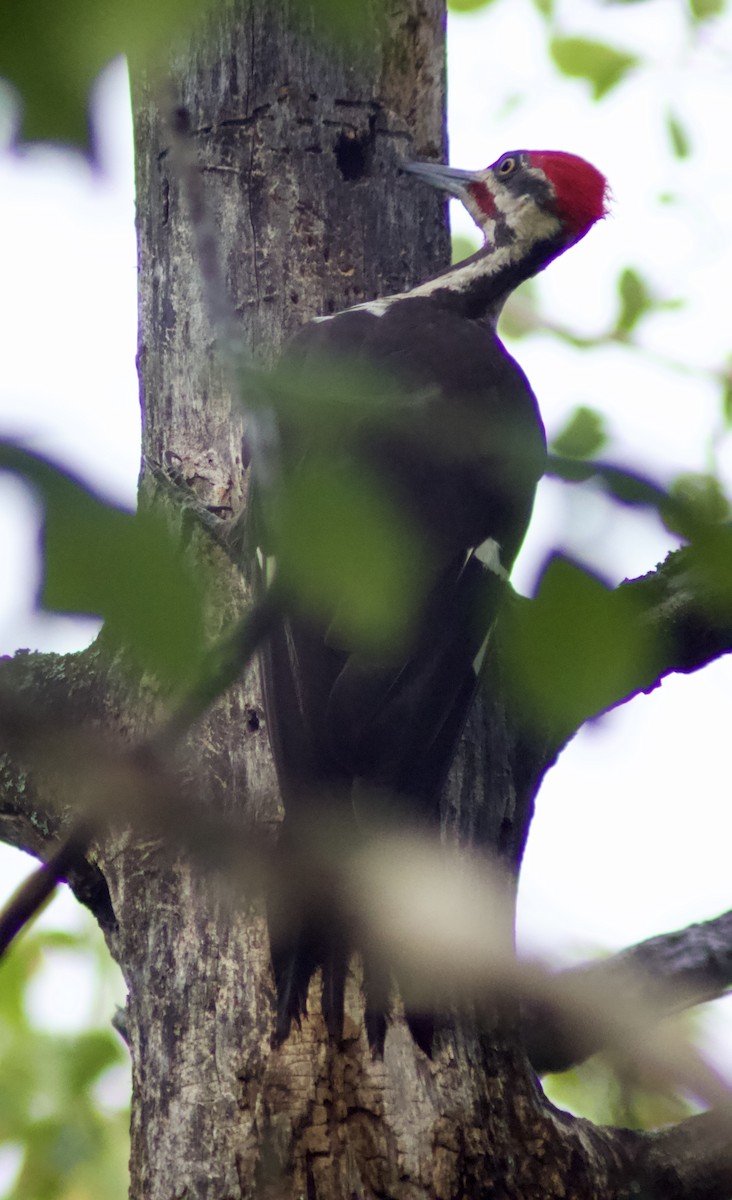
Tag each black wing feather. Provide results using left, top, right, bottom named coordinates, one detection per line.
left=257, top=296, right=546, bottom=1049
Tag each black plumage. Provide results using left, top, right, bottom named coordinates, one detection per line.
left=253, top=148, right=608, bottom=1051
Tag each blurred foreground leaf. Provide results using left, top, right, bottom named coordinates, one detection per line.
left=448, top=0, right=499, bottom=12
left=293, top=0, right=391, bottom=44
left=250, top=355, right=403, bottom=450
left=721, top=369, right=732, bottom=426
left=544, top=1050, right=694, bottom=1129
left=267, top=458, right=430, bottom=653
left=499, top=280, right=539, bottom=341
left=548, top=455, right=692, bottom=536
left=669, top=472, right=730, bottom=526
left=549, top=37, right=638, bottom=99
left=615, top=267, right=654, bottom=337
left=0, top=0, right=394, bottom=151
left=0, top=922, right=128, bottom=1200
left=502, top=555, right=658, bottom=734
left=681, top=525, right=732, bottom=621
left=249, top=353, right=528, bottom=654
left=0, top=0, right=225, bottom=149
left=552, top=407, right=608, bottom=460
left=666, top=111, right=692, bottom=159
left=689, top=0, right=725, bottom=19
left=0, top=443, right=206, bottom=687
left=451, top=232, right=480, bottom=264
left=548, top=456, right=732, bottom=626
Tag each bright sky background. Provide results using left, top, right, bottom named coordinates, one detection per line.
left=1, top=0, right=732, bottom=1110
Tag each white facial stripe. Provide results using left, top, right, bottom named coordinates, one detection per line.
left=483, top=176, right=559, bottom=246
left=474, top=537, right=508, bottom=580
left=313, top=297, right=391, bottom=322
left=463, top=170, right=562, bottom=249
left=460, top=191, right=497, bottom=242
left=308, top=227, right=548, bottom=325
left=310, top=247, right=518, bottom=318
left=507, top=197, right=561, bottom=244
left=349, top=299, right=391, bottom=318
left=470, top=537, right=507, bottom=676
left=309, top=165, right=563, bottom=324
left=472, top=629, right=492, bottom=677
left=256, top=548, right=277, bottom=586
left=406, top=244, right=517, bottom=304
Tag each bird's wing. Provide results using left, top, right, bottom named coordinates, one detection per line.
left=256, top=298, right=545, bottom=1047
left=256, top=296, right=545, bottom=809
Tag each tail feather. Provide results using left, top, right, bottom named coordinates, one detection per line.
left=270, top=923, right=349, bottom=1045
left=261, top=558, right=501, bottom=1054
left=363, top=950, right=390, bottom=1056
left=270, top=928, right=317, bottom=1043
left=321, top=939, right=349, bottom=1042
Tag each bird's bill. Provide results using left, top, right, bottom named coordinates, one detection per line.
left=402, top=160, right=479, bottom=198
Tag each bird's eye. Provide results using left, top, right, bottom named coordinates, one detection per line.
left=498, top=156, right=517, bottom=176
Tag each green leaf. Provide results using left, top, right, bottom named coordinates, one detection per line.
left=530, top=0, right=554, bottom=17
left=502, top=555, right=658, bottom=735
left=499, top=280, right=539, bottom=341
left=0, top=0, right=221, bottom=150
left=0, top=0, right=396, bottom=148
left=451, top=232, right=480, bottom=265
left=0, top=922, right=128, bottom=1200
left=721, top=370, right=732, bottom=426
left=256, top=356, right=402, bottom=448
left=448, top=0, right=499, bottom=11
left=689, top=0, right=725, bottom=20
left=668, top=472, right=730, bottom=525
left=615, top=266, right=653, bottom=336
left=544, top=1049, right=694, bottom=1128
left=268, top=459, right=430, bottom=654
left=666, top=110, right=691, bottom=159
left=670, top=523, right=732, bottom=627
left=0, top=443, right=206, bottom=687
left=297, top=0, right=391, bottom=42
left=0, top=931, right=48, bottom=1033
left=65, top=1031, right=122, bottom=1095
left=546, top=455, right=710, bottom=544
left=549, top=36, right=638, bottom=99
left=552, top=406, right=608, bottom=459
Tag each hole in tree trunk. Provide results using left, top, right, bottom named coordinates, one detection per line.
left=334, top=130, right=371, bottom=181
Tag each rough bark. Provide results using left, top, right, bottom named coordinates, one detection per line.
left=2, top=1, right=732, bottom=1198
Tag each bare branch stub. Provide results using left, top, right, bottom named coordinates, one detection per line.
left=524, top=909, right=732, bottom=1075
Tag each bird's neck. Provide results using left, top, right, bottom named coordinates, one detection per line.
left=406, top=234, right=567, bottom=323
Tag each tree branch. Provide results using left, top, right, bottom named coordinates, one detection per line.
left=633, top=1108, right=732, bottom=1200
left=0, top=590, right=278, bottom=955
left=525, top=909, right=732, bottom=1075
left=0, top=824, right=92, bottom=954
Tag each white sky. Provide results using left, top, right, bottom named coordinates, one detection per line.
left=1, top=0, right=732, bottom=1103
left=448, top=0, right=732, bottom=1076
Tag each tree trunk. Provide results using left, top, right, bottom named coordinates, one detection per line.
left=3, top=1, right=729, bottom=1197
left=90, top=2, right=712, bottom=1195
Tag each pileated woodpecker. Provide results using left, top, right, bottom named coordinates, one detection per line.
left=255, top=149, right=608, bottom=1050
